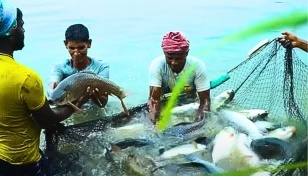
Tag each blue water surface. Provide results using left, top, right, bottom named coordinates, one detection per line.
left=11, top=0, right=308, bottom=108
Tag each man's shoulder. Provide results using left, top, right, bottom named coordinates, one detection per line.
left=153, top=55, right=165, bottom=61
left=15, top=63, right=42, bottom=81
left=150, top=55, right=166, bottom=70
left=90, top=57, right=109, bottom=66
left=187, top=56, right=206, bottom=66
left=187, top=55, right=203, bottom=62
left=53, top=59, right=71, bottom=68
left=151, top=55, right=165, bottom=65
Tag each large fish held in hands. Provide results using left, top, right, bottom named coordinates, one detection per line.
left=48, top=71, right=129, bottom=115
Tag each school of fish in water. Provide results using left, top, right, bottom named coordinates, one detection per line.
left=49, top=84, right=303, bottom=176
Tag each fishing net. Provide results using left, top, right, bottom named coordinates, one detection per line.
left=44, top=38, right=307, bottom=175
left=211, top=38, right=308, bottom=123
left=210, top=38, right=308, bottom=175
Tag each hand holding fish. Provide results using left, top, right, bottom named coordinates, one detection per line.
left=70, top=86, right=93, bottom=112
left=48, top=72, right=130, bottom=115
left=195, top=103, right=209, bottom=121
left=90, top=88, right=108, bottom=107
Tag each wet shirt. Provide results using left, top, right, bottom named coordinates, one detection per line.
left=149, top=55, right=210, bottom=95
left=48, top=57, right=109, bottom=90
left=0, top=54, right=45, bottom=165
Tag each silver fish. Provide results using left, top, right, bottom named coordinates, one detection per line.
left=211, top=89, right=235, bottom=112
left=159, top=142, right=206, bottom=159
left=238, top=109, right=269, bottom=121
left=253, top=120, right=282, bottom=133
left=217, top=109, right=264, bottom=139
left=264, top=126, right=296, bottom=141
left=170, top=89, right=235, bottom=116
left=49, top=71, right=129, bottom=115
left=184, top=154, right=224, bottom=174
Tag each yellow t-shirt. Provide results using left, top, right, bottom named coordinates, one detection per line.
left=0, top=54, right=45, bottom=165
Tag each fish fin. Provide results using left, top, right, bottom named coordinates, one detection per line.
left=121, top=89, right=134, bottom=99
left=191, top=141, right=199, bottom=149
left=68, top=102, right=83, bottom=112
left=120, top=99, right=129, bottom=116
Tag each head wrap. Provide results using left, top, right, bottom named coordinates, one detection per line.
left=0, top=0, right=17, bottom=38
left=161, top=31, right=190, bottom=53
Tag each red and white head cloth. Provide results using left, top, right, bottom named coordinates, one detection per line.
left=161, top=31, right=190, bottom=53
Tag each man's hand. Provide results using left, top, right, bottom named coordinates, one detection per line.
left=73, top=86, right=93, bottom=109
left=195, top=103, right=210, bottom=121
left=278, top=32, right=298, bottom=49
left=195, top=106, right=204, bottom=121
left=90, top=88, right=108, bottom=107
left=147, top=98, right=160, bottom=124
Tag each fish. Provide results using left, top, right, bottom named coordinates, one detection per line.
left=212, top=127, right=261, bottom=167
left=184, top=154, right=224, bottom=174
left=155, top=162, right=213, bottom=176
left=159, top=142, right=206, bottom=159
left=106, top=123, right=155, bottom=140
left=48, top=71, right=129, bottom=115
left=170, top=89, right=235, bottom=117
left=161, top=113, right=207, bottom=142
left=250, top=137, right=293, bottom=160
left=120, top=150, right=157, bottom=176
left=253, top=120, right=282, bottom=133
left=211, top=127, right=238, bottom=164
left=264, top=126, right=296, bottom=141
left=217, top=109, right=264, bottom=139
left=123, top=152, right=210, bottom=176
left=238, top=109, right=269, bottom=121
left=234, top=133, right=261, bottom=167
left=111, top=138, right=154, bottom=150
left=170, top=102, right=199, bottom=116
left=211, top=89, right=235, bottom=112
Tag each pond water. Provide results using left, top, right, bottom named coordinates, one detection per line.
left=11, top=0, right=308, bottom=109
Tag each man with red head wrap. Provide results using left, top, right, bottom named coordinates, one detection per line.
left=148, top=31, right=211, bottom=124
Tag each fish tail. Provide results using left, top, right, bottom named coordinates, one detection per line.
left=120, top=99, right=129, bottom=116
left=120, top=89, right=133, bottom=99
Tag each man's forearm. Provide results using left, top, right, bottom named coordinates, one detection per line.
left=51, top=105, right=75, bottom=123
left=204, top=98, right=211, bottom=111
left=297, top=39, right=308, bottom=52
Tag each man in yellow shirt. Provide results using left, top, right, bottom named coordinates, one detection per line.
left=0, top=1, right=90, bottom=175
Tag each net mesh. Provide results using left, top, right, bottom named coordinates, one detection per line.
left=45, top=39, right=307, bottom=175
left=211, top=38, right=308, bottom=122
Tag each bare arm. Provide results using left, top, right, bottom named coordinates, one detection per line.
left=148, top=86, right=162, bottom=124
left=31, top=89, right=91, bottom=129
left=196, top=89, right=211, bottom=120
left=90, top=88, right=108, bottom=107
left=31, top=99, right=75, bottom=129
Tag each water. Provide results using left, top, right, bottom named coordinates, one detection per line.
left=11, top=0, right=308, bottom=109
